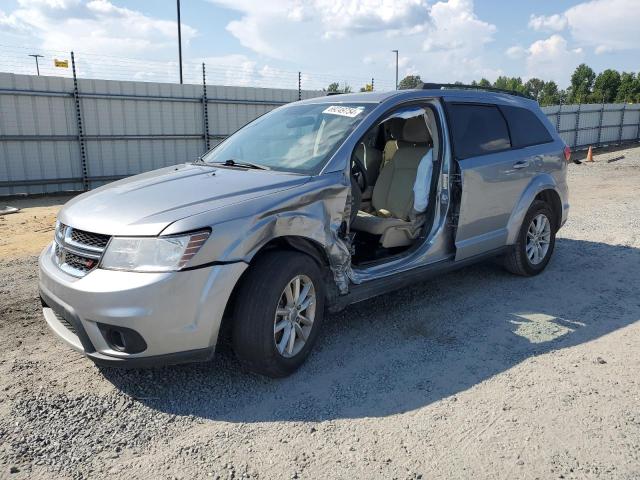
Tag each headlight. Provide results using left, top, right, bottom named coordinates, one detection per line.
left=100, top=230, right=210, bottom=272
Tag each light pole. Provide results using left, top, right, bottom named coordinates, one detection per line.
left=28, top=54, right=44, bottom=76
left=176, top=0, right=183, bottom=84
left=392, top=49, right=399, bottom=90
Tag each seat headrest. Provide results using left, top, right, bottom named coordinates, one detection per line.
left=388, top=118, right=404, bottom=140
left=402, top=117, right=431, bottom=144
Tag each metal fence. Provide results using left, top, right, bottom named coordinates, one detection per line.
left=541, top=103, right=640, bottom=151
left=0, top=70, right=325, bottom=196
left=0, top=44, right=395, bottom=93
left=2, top=71, right=640, bottom=196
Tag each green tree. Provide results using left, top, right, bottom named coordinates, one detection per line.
left=524, top=78, right=545, bottom=101
left=325, top=82, right=352, bottom=94
left=478, top=78, right=491, bottom=87
left=539, top=81, right=560, bottom=106
left=326, top=82, right=340, bottom=93
left=592, top=69, right=621, bottom=103
left=398, top=75, right=422, bottom=90
left=559, top=89, right=569, bottom=105
left=493, top=76, right=525, bottom=93
left=615, top=72, right=636, bottom=102
left=569, top=64, right=595, bottom=103
left=614, top=72, right=640, bottom=103
left=493, top=76, right=509, bottom=90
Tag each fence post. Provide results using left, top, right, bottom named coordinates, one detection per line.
left=555, top=104, right=562, bottom=133
left=71, top=51, right=89, bottom=191
left=573, top=104, right=581, bottom=149
left=202, top=62, right=210, bottom=151
left=618, top=103, right=626, bottom=145
left=596, top=99, right=605, bottom=147
left=298, top=72, right=301, bottom=101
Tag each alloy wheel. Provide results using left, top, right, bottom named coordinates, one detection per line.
left=526, top=213, right=551, bottom=265
left=273, top=274, right=316, bottom=358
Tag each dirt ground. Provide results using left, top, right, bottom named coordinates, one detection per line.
left=0, top=145, right=639, bottom=479
left=0, top=196, right=74, bottom=260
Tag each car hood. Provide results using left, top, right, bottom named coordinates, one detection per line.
left=58, top=164, right=310, bottom=236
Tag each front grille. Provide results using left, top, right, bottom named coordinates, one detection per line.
left=54, top=223, right=110, bottom=277
left=55, top=244, right=97, bottom=274
left=70, top=229, right=110, bottom=249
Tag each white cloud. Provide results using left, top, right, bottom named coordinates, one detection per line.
left=418, top=0, right=497, bottom=82
left=213, top=0, right=431, bottom=53
left=0, top=0, right=197, bottom=57
left=206, top=0, right=497, bottom=86
left=529, top=0, right=640, bottom=54
left=423, top=0, right=496, bottom=53
left=506, top=45, right=526, bottom=60
left=312, top=0, right=430, bottom=39
left=528, top=13, right=567, bottom=32
left=525, top=34, right=584, bottom=86
left=565, top=0, right=640, bottom=54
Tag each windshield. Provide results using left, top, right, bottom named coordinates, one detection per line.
left=201, top=102, right=374, bottom=174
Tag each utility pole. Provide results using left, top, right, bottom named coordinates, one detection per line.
left=392, top=50, right=399, bottom=90
left=28, top=54, right=43, bottom=76
left=176, top=0, right=183, bottom=84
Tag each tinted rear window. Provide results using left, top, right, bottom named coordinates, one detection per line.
left=448, top=104, right=511, bottom=159
left=501, top=105, right=553, bottom=148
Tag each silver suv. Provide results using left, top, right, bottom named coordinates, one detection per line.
left=39, top=85, right=570, bottom=377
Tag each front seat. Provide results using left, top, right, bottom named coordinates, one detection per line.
left=381, top=118, right=404, bottom=169
left=351, top=116, right=431, bottom=248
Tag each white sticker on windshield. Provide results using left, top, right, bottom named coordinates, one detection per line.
left=323, top=105, right=364, bottom=118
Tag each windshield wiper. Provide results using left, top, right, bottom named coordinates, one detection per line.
left=217, top=159, right=270, bottom=170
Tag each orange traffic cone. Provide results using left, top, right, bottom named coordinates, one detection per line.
left=586, top=146, right=594, bottom=162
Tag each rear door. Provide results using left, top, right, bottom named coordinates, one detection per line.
left=446, top=102, right=535, bottom=261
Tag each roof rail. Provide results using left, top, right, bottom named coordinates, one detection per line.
left=419, top=82, right=534, bottom=100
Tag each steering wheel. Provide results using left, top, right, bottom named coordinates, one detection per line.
left=349, top=174, right=362, bottom=225
left=351, top=155, right=368, bottom=192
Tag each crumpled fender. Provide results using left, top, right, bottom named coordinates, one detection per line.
left=164, top=171, right=354, bottom=294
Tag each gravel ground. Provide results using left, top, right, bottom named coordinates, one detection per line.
left=1, top=146, right=639, bottom=480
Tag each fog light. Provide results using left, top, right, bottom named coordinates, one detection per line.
left=97, top=323, right=147, bottom=354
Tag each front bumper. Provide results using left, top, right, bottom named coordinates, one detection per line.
left=38, top=242, right=247, bottom=367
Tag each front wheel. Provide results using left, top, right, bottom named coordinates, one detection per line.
left=232, top=251, right=325, bottom=377
left=503, top=200, right=556, bottom=276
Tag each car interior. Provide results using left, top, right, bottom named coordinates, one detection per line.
left=349, top=105, right=441, bottom=266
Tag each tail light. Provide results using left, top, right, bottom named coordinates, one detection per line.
left=563, top=145, right=571, bottom=162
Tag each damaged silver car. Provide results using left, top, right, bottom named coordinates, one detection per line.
left=39, top=84, right=570, bottom=377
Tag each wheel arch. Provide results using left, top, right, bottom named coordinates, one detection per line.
left=535, top=189, right=562, bottom=232
left=506, top=174, right=563, bottom=245
left=217, top=235, right=333, bottom=344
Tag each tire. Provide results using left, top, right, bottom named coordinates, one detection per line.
left=232, top=250, right=325, bottom=378
left=503, top=200, right=556, bottom=276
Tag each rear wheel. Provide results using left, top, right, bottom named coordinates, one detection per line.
left=503, top=200, right=556, bottom=276
left=232, top=251, right=325, bottom=377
